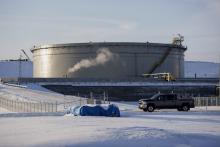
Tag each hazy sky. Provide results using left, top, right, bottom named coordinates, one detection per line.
left=0, top=0, right=220, bottom=62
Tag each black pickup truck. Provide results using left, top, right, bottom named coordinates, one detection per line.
left=139, top=93, right=195, bottom=112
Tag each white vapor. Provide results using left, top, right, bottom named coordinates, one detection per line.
left=68, top=48, right=115, bottom=74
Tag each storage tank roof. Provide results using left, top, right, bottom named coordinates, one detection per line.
left=31, top=42, right=187, bottom=52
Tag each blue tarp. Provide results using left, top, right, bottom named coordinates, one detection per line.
left=68, top=104, right=120, bottom=117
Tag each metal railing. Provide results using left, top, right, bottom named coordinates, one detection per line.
left=193, top=97, right=220, bottom=107
left=0, top=97, right=58, bottom=112
left=0, top=96, right=109, bottom=113
left=63, top=98, right=108, bottom=109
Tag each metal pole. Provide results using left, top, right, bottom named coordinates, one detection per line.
left=219, top=55, right=220, bottom=98
left=12, top=100, right=13, bottom=112
left=56, top=101, right=58, bottom=112
left=15, top=100, right=16, bottom=112
left=103, top=91, right=106, bottom=103
left=19, top=53, right=22, bottom=79
left=24, top=102, right=25, bottom=112
left=90, top=92, right=93, bottom=99
left=206, top=97, right=208, bottom=111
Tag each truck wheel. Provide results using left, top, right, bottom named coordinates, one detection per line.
left=177, top=108, right=182, bottom=111
left=182, top=105, right=189, bottom=111
left=147, top=105, right=154, bottom=112
left=143, top=108, right=148, bottom=112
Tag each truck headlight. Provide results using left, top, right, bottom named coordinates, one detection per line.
left=142, top=101, right=146, bottom=104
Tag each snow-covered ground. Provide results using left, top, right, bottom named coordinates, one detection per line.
left=0, top=107, right=10, bottom=113
left=0, top=83, right=220, bottom=147
left=0, top=110, right=220, bottom=147
left=0, top=83, right=81, bottom=103
left=0, top=83, right=87, bottom=111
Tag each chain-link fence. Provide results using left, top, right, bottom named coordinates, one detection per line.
left=0, top=97, right=58, bottom=112
left=193, top=97, right=220, bottom=107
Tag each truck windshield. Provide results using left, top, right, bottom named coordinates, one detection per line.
left=150, top=93, right=160, bottom=99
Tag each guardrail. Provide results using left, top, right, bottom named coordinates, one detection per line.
left=0, top=96, right=109, bottom=113
left=63, top=98, right=109, bottom=109
left=193, top=97, right=220, bottom=106
left=0, top=97, right=58, bottom=112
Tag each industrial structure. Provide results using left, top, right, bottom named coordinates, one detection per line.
left=0, top=60, right=33, bottom=78
left=0, top=49, right=32, bottom=78
left=31, top=42, right=186, bottom=79
left=2, top=39, right=219, bottom=100
left=1, top=36, right=219, bottom=101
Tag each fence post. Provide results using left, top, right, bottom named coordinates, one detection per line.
left=24, top=102, right=26, bottom=112
left=103, top=91, right=105, bottom=103
left=206, top=97, right=208, bottom=111
left=30, top=102, right=31, bottom=112
left=20, top=102, right=22, bottom=112
left=56, top=101, right=58, bottom=112
left=6, top=99, right=8, bottom=110
left=15, top=100, right=16, bottom=112
left=25, top=102, right=26, bottom=112
left=5, top=99, right=8, bottom=109
left=10, top=100, right=13, bottom=111
left=26, top=102, right=28, bottom=112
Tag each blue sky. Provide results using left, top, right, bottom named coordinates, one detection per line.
left=0, top=0, right=220, bottom=62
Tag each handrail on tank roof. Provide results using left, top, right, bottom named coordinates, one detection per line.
left=31, top=42, right=187, bottom=52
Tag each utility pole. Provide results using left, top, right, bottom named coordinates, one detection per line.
left=18, top=49, right=30, bottom=80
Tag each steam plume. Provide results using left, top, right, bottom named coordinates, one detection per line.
left=68, top=48, right=115, bottom=74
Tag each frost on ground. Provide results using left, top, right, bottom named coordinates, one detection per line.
left=0, top=83, right=220, bottom=147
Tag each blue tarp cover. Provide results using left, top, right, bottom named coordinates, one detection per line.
left=69, top=104, right=120, bottom=117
